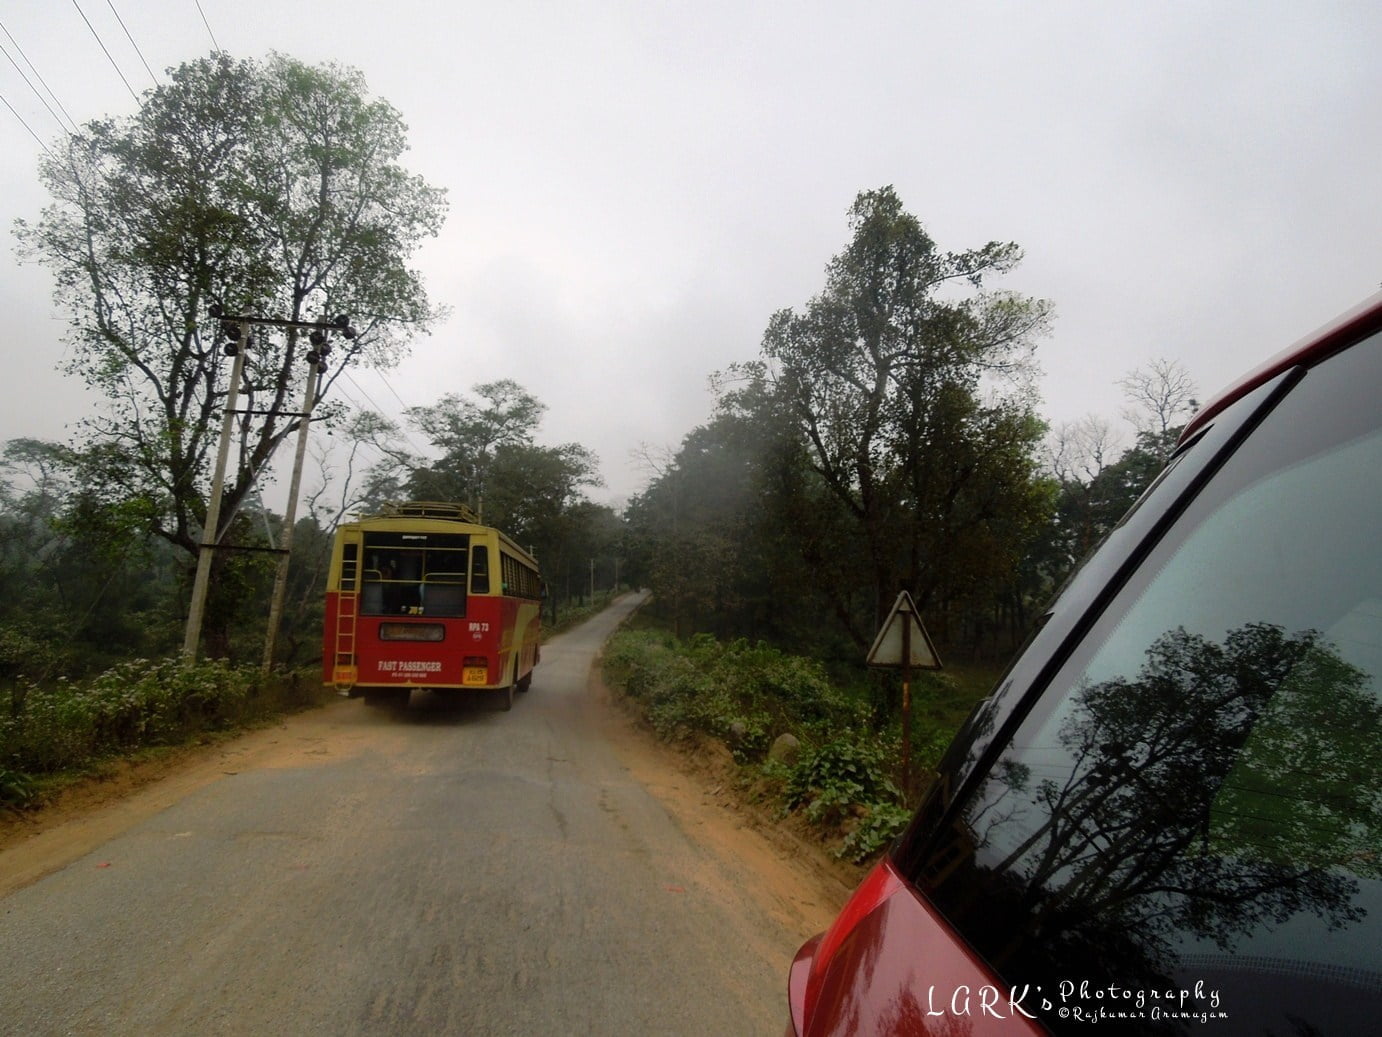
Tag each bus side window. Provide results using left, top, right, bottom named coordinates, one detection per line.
left=471, top=545, right=490, bottom=594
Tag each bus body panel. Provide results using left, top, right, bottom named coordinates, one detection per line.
left=324, top=592, right=539, bottom=691
left=321, top=503, right=541, bottom=699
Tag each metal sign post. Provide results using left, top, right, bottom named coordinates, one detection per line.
left=866, top=591, right=943, bottom=793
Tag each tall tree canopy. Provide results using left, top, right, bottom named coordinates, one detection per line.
left=13, top=52, right=448, bottom=563
left=352, top=380, right=612, bottom=612
left=722, top=187, right=1054, bottom=649
left=402, top=379, right=551, bottom=518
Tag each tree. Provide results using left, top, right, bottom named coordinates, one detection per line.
left=482, top=440, right=601, bottom=546
left=724, top=187, right=1053, bottom=650
left=1037, top=360, right=1200, bottom=596
left=400, top=380, right=548, bottom=517
left=1118, top=357, right=1199, bottom=460
left=1, top=438, right=178, bottom=671
left=355, top=381, right=608, bottom=616
left=13, top=53, right=447, bottom=629
left=624, top=415, right=777, bottom=640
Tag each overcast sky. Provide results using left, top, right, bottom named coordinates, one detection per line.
left=3, top=1, right=1379, bottom=508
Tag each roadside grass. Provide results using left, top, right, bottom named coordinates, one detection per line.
left=602, top=624, right=1003, bottom=864
left=0, top=659, right=334, bottom=811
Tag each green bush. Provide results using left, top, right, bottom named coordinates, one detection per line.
left=0, top=766, right=36, bottom=807
left=840, top=800, right=913, bottom=863
left=602, top=629, right=680, bottom=699
left=0, top=658, right=323, bottom=800
left=603, top=628, right=928, bottom=863
left=785, top=737, right=901, bottom=826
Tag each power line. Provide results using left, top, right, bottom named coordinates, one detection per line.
left=0, top=19, right=79, bottom=133
left=339, top=369, right=390, bottom=415
left=340, top=369, right=432, bottom=458
left=105, top=0, right=159, bottom=89
left=192, top=0, right=221, bottom=53
left=70, top=0, right=141, bottom=105
left=0, top=88, right=54, bottom=155
left=374, top=369, right=416, bottom=413
left=0, top=43, right=70, bottom=138
left=321, top=381, right=409, bottom=465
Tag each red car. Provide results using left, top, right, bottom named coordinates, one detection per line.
left=788, top=292, right=1382, bottom=1035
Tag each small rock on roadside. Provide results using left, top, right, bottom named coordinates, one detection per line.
left=768, top=733, right=801, bottom=765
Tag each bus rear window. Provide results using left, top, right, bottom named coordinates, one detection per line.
left=361, top=532, right=468, bottom=617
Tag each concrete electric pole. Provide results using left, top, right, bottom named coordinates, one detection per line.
left=182, top=308, right=353, bottom=664
left=182, top=319, right=250, bottom=661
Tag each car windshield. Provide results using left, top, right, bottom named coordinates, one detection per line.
left=907, top=331, right=1382, bottom=1034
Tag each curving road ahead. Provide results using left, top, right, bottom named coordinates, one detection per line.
left=0, top=593, right=843, bottom=1035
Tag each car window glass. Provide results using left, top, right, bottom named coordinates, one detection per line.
left=914, top=331, right=1382, bottom=1035
left=913, top=369, right=1303, bottom=811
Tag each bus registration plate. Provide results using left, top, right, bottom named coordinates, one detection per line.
left=463, top=667, right=488, bottom=686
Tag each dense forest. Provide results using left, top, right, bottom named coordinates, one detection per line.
left=0, top=54, right=1197, bottom=694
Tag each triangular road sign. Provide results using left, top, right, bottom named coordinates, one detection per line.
left=866, top=591, right=942, bottom=670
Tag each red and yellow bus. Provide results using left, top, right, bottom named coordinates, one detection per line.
left=322, top=501, right=541, bottom=710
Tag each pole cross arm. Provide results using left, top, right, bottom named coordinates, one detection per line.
left=208, top=305, right=353, bottom=333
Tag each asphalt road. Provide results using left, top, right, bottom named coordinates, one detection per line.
left=0, top=593, right=834, bottom=1036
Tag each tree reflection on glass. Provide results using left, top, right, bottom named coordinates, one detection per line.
left=936, top=621, right=1382, bottom=1010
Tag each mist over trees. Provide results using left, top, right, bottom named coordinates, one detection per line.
left=1040, top=357, right=1199, bottom=581
left=623, top=189, right=1203, bottom=692
left=2, top=44, right=618, bottom=669
left=628, top=188, right=1060, bottom=660
left=5, top=125, right=1193, bottom=686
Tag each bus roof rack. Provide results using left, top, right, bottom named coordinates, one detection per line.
left=377, top=500, right=481, bottom=523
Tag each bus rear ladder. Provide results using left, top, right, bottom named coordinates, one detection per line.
left=333, top=590, right=359, bottom=691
